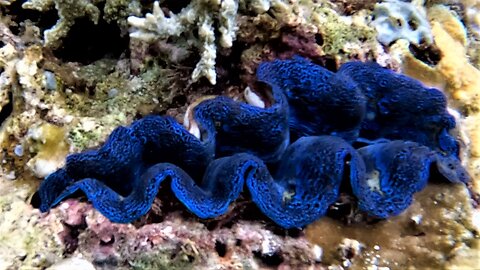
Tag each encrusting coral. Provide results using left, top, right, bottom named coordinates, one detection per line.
left=35, top=56, right=469, bottom=229
left=372, top=0, right=433, bottom=46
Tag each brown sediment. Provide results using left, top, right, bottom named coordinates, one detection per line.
left=306, top=182, right=479, bottom=269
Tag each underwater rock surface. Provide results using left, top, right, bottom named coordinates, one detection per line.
left=35, top=57, right=469, bottom=229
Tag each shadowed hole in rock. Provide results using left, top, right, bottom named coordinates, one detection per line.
left=92, top=256, right=119, bottom=267
left=0, top=91, right=13, bottom=125
left=314, top=33, right=324, bottom=46
left=160, top=0, right=191, bottom=14
left=62, top=221, right=87, bottom=255
left=53, top=16, right=128, bottom=64
left=171, top=94, right=187, bottom=107
left=100, top=235, right=115, bottom=246
left=215, top=240, right=227, bottom=257
left=214, top=40, right=246, bottom=87
left=409, top=43, right=441, bottom=67
left=271, top=226, right=302, bottom=238
left=253, top=250, right=284, bottom=266
left=323, top=56, right=339, bottom=72
left=408, top=18, right=419, bottom=30
left=3, top=0, right=59, bottom=36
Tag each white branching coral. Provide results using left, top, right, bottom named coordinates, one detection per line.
left=128, top=0, right=240, bottom=85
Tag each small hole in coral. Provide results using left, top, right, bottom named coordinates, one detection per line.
left=408, top=44, right=441, bottom=66
left=235, top=239, right=242, bottom=246
left=323, top=57, right=338, bottom=72
left=30, top=191, right=41, bottom=208
left=100, top=236, right=115, bottom=246
left=408, top=19, right=419, bottom=30
left=396, top=18, right=403, bottom=27
left=253, top=250, right=284, bottom=266
left=215, top=240, right=227, bottom=257
left=0, top=91, right=13, bottom=125
left=62, top=221, right=87, bottom=254
left=172, top=94, right=187, bottom=107
left=314, top=33, right=324, bottom=46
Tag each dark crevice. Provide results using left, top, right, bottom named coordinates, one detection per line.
left=314, top=33, right=324, bottom=46
left=62, top=221, right=88, bottom=255
left=53, top=17, right=128, bottom=64
left=160, top=0, right=191, bottom=14
left=4, top=0, right=59, bottom=36
left=171, top=94, right=187, bottom=107
left=253, top=250, right=284, bottom=266
left=0, top=91, right=13, bottom=125
left=322, top=56, right=339, bottom=72
left=215, top=240, right=227, bottom=257
left=215, top=40, right=246, bottom=87
left=100, top=235, right=115, bottom=246
left=409, top=43, right=441, bottom=67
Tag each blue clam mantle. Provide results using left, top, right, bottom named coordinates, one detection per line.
left=35, top=56, right=469, bottom=229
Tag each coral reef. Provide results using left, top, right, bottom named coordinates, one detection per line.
left=236, top=0, right=380, bottom=86
left=22, top=0, right=101, bottom=49
left=129, top=0, right=379, bottom=84
left=0, top=0, right=479, bottom=268
left=36, top=57, right=468, bottom=230
left=21, top=0, right=141, bottom=49
left=128, top=0, right=239, bottom=85
left=372, top=0, right=433, bottom=46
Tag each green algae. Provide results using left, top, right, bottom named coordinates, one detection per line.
left=312, top=7, right=376, bottom=57
left=129, top=253, right=196, bottom=270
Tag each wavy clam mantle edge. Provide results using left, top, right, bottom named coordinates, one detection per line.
left=32, top=56, right=470, bottom=229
